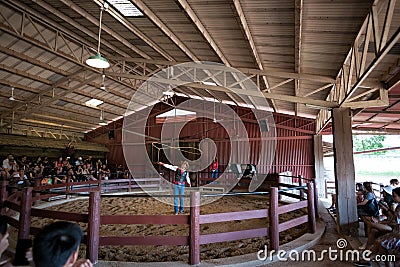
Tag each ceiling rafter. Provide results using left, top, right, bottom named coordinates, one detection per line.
left=1, top=0, right=153, bottom=89
left=30, top=0, right=142, bottom=62
left=108, top=57, right=338, bottom=84
left=0, top=47, right=135, bottom=110
left=176, top=0, right=264, bottom=110
left=130, top=0, right=241, bottom=106
left=316, top=0, right=398, bottom=133
left=131, top=0, right=197, bottom=61
left=58, top=0, right=151, bottom=60
left=1, top=72, right=99, bottom=128
left=232, top=0, right=277, bottom=111
left=294, top=0, right=303, bottom=116
left=92, top=0, right=174, bottom=61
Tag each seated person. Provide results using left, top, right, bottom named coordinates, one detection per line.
left=357, top=182, right=379, bottom=217
left=356, top=182, right=364, bottom=204
left=380, top=185, right=396, bottom=213
left=32, top=221, right=92, bottom=267
left=242, top=164, right=256, bottom=179
left=389, top=178, right=399, bottom=190
left=11, top=169, right=30, bottom=187
left=354, top=187, right=400, bottom=267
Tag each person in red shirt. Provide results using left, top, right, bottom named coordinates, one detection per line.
left=210, top=158, right=219, bottom=179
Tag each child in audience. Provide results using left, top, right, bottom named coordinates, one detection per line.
left=32, top=221, right=92, bottom=267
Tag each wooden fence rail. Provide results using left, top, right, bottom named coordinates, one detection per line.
left=0, top=180, right=316, bottom=266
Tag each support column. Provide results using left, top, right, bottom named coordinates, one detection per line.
left=332, top=108, right=358, bottom=235
left=313, top=135, right=325, bottom=198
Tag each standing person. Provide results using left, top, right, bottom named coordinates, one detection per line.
left=32, top=221, right=92, bottom=267
left=210, top=158, right=219, bottom=179
left=159, top=161, right=191, bottom=215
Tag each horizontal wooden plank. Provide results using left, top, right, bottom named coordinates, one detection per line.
left=200, top=209, right=268, bottom=224
left=200, top=228, right=268, bottom=245
left=277, top=200, right=308, bottom=214
left=279, top=191, right=302, bottom=199
left=31, top=208, right=88, bottom=222
left=101, top=215, right=189, bottom=225
left=5, top=200, right=21, bottom=212
left=99, top=235, right=188, bottom=246
left=30, top=226, right=42, bottom=236
left=279, top=215, right=308, bottom=232
left=4, top=216, right=19, bottom=229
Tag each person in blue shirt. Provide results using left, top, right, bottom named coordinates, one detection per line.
left=159, top=161, right=191, bottom=214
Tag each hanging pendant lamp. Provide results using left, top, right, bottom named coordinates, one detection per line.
left=86, top=5, right=110, bottom=69
left=99, top=110, right=107, bottom=126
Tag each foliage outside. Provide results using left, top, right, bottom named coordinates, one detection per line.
left=353, top=135, right=386, bottom=154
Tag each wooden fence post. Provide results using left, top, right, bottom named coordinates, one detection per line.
left=269, top=187, right=279, bottom=251
left=313, top=179, right=319, bottom=218
left=14, top=187, right=33, bottom=266
left=298, top=175, right=304, bottom=200
left=189, top=191, right=200, bottom=265
left=87, top=191, right=100, bottom=264
left=307, top=183, right=316, bottom=233
left=324, top=179, right=328, bottom=198
left=33, top=176, right=41, bottom=206
left=18, top=187, right=33, bottom=239
left=0, top=181, right=8, bottom=215
left=66, top=176, right=71, bottom=199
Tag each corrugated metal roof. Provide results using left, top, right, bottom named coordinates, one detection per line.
left=0, top=0, right=398, bottom=137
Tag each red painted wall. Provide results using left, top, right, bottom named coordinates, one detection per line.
left=85, top=101, right=316, bottom=179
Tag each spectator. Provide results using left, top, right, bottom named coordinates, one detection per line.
left=353, top=187, right=400, bottom=267
left=389, top=179, right=399, bottom=190
left=99, top=164, right=110, bottom=180
left=357, top=182, right=379, bottom=217
left=356, top=183, right=364, bottom=204
left=2, top=155, right=17, bottom=176
left=32, top=221, right=92, bottom=267
left=75, top=157, right=83, bottom=168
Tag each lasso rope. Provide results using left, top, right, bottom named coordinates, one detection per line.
left=151, top=142, right=203, bottom=162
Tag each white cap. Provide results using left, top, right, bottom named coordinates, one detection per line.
left=382, top=185, right=392, bottom=195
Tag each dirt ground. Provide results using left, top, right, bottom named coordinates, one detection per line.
left=26, top=195, right=309, bottom=262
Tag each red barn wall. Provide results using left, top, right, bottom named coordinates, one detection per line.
left=85, top=102, right=316, bottom=179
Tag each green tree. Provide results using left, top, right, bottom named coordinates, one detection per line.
left=353, top=135, right=386, bottom=154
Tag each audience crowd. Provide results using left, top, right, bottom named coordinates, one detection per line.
left=1, top=154, right=129, bottom=188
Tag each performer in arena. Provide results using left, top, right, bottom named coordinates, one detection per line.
left=159, top=161, right=191, bottom=214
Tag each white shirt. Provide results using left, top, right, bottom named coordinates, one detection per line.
left=162, top=163, right=191, bottom=185
left=2, top=159, right=11, bottom=170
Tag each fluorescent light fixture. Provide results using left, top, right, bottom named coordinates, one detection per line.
left=86, top=53, right=110, bottom=69
left=157, top=109, right=196, bottom=118
left=163, top=90, right=174, bottom=96
left=85, top=98, right=103, bottom=107
left=203, top=81, right=217, bottom=86
left=107, top=0, right=143, bottom=16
